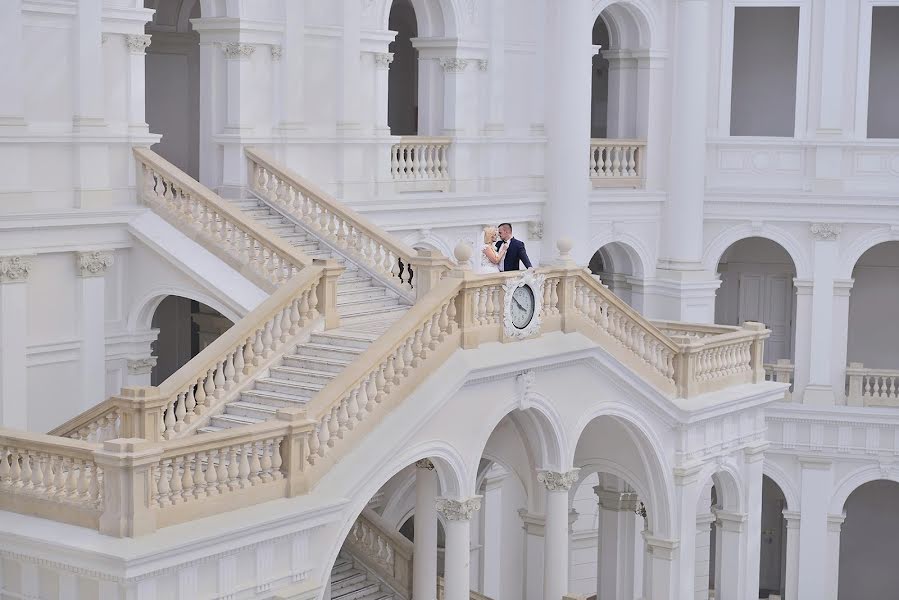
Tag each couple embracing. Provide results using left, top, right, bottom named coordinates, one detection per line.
left=478, top=223, right=533, bottom=274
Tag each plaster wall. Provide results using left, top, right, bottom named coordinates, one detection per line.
left=866, top=7, right=899, bottom=139
left=838, top=480, right=899, bottom=600
left=847, top=244, right=899, bottom=369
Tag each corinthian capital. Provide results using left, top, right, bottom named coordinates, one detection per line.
left=438, top=57, right=468, bottom=73
left=436, top=496, right=482, bottom=521
left=0, top=255, right=32, bottom=283
left=221, top=42, right=256, bottom=60
left=374, top=52, right=394, bottom=70
left=126, top=34, right=152, bottom=54
left=77, top=251, right=114, bottom=277
left=537, top=469, right=580, bottom=492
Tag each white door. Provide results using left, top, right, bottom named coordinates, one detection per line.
left=738, top=273, right=793, bottom=362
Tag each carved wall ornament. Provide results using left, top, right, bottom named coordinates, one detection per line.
left=537, top=469, right=580, bottom=491
left=415, top=458, right=435, bottom=470
left=77, top=251, right=114, bottom=277
left=221, top=42, right=256, bottom=60
left=438, top=57, right=468, bottom=73
left=127, top=357, right=157, bottom=376
left=528, top=220, right=544, bottom=240
left=436, top=497, right=482, bottom=521
left=126, top=34, right=152, bottom=54
left=0, top=255, right=31, bottom=283
left=809, top=223, right=841, bottom=241
left=270, top=45, right=282, bottom=62
left=374, top=52, right=394, bottom=70
left=477, top=59, right=488, bottom=71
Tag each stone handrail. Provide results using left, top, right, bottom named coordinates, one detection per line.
left=135, top=147, right=311, bottom=293
left=51, top=263, right=341, bottom=442
left=846, top=363, right=899, bottom=407
left=246, top=147, right=441, bottom=297
left=652, top=320, right=740, bottom=340
left=345, top=508, right=414, bottom=598
left=391, top=136, right=452, bottom=191
left=764, top=359, right=794, bottom=402
left=436, top=577, right=494, bottom=600
left=0, top=429, right=103, bottom=530
left=677, top=323, right=768, bottom=397
left=589, top=139, right=645, bottom=186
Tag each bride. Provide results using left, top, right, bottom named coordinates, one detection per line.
left=478, top=226, right=507, bottom=273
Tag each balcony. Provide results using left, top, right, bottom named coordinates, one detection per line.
left=589, top=139, right=646, bottom=189
left=390, top=136, right=451, bottom=193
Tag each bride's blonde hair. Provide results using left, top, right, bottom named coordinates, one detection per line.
left=483, top=226, right=498, bottom=244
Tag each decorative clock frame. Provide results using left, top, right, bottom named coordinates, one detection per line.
left=502, top=270, right=546, bottom=340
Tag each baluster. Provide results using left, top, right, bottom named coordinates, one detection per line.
left=271, top=439, right=283, bottom=480
left=308, top=283, right=319, bottom=318
left=357, top=378, right=371, bottom=416
left=205, top=449, right=219, bottom=497
left=402, top=337, right=415, bottom=376
left=193, top=451, right=207, bottom=499
left=337, top=400, right=350, bottom=439
left=366, top=374, right=378, bottom=412
left=260, top=441, right=274, bottom=482
left=156, top=458, right=172, bottom=507
left=167, top=398, right=179, bottom=437
left=327, top=406, right=340, bottom=445
left=318, top=417, right=331, bottom=455
left=181, top=454, right=195, bottom=502
left=168, top=457, right=183, bottom=504
left=391, top=145, right=400, bottom=179
left=227, top=446, right=240, bottom=491
left=346, top=390, right=360, bottom=428
left=248, top=442, right=263, bottom=484
left=252, top=329, right=265, bottom=364
left=238, top=444, right=252, bottom=488
left=375, top=365, right=388, bottom=404
left=0, top=448, right=9, bottom=484
left=308, top=426, right=321, bottom=463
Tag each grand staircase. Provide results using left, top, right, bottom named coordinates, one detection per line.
left=331, top=553, right=397, bottom=600
left=197, top=195, right=411, bottom=433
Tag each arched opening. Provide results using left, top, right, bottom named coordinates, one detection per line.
left=715, top=237, right=797, bottom=364
left=696, top=471, right=742, bottom=600
left=839, top=480, right=899, bottom=600
left=759, top=475, right=789, bottom=598
left=588, top=242, right=643, bottom=309
left=388, top=0, right=419, bottom=135
left=590, top=17, right=611, bottom=139
left=144, top=0, right=201, bottom=178
left=150, top=295, right=232, bottom=384
left=867, top=7, right=899, bottom=138
left=848, top=242, right=899, bottom=370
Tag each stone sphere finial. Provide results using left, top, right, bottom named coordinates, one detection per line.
left=454, top=241, right=473, bottom=266
left=556, top=237, right=573, bottom=258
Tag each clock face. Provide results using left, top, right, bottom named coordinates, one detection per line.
left=510, top=285, right=535, bottom=329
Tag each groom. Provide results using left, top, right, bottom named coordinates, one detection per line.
left=495, top=223, right=532, bottom=271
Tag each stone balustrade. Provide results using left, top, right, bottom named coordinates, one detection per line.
left=390, top=137, right=452, bottom=192
left=589, top=139, right=646, bottom=187
left=135, top=147, right=312, bottom=293
left=846, top=363, right=899, bottom=407
left=345, top=508, right=414, bottom=598
left=246, top=148, right=446, bottom=299
left=437, top=577, right=494, bottom=600
left=764, top=359, right=795, bottom=402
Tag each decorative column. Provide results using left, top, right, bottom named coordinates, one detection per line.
left=831, top=279, right=854, bottom=403
left=518, top=510, right=546, bottom=600
left=414, top=459, right=440, bottom=600
left=481, top=464, right=507, bottom=598
left=594, top=485, right=638, bottom=600
left=538, top=469, right=579, bottom=600
left=642, top=534, right=678, bottom=600
left=0, top=0, right=25, bottom=126
left=436, top=496, right=482, bottom=600
left=795, top=458, right=833, bottom=600
left=804, top=224, right=841, bottom=405
left=77, top=251, right=114, bottom=411
left=543, top=0, right=592, bottom=263
left=0, top=256, right=31, bottom=429
left=439, top=57, right=478, bottom=194
left=782, top=511, right=800, bottom=600
left=742, top=445, right=767, bottom=600
left=791, top=279, right=814, bottom=400
left=373, top=53, right=394, bottom=134
left=280, top=0, right=305, bottom=134
left=125, top=35, right=152, bottom=135
left=654, top=0, right=719, bottom=322
left=824, top=514, right=844, bottom=600
left=714, top=510, right=747, bottom=600
left=220, top=42, right=257, bottom=195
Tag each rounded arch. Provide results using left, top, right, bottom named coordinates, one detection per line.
left=830, top=465, right=899, bottom=514
left=128, top=287, right=242, bottom=333
left=839, top=227, right=899, bottom=279
left=402, top=231, right=453, bottom=259
left=703, top=224, right=811, bottom=280
left=379, top=0, right=458, bottom=38
left=592, top=0, right=656, bottom=49
left=590, top=232, right=656, bottom=277
left=570, top=404, right=675, bottom=538
left=763, top=460, right=799, bottom=510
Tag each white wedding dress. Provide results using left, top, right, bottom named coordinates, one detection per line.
left=477, top=243, right=501, bottom=274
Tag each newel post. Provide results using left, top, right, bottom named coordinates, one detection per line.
left=450, top=243, right=479, bottom=349
left=408, top=249, right=451, bottom=301
left=846, top=362, right=864, bottom=406
left=94, top=438, right=162, bottom=537
left=553, top=238, right=580, bottom=334
left=276, top=407, right=316, bottom=496
left=671, top=336, right=695, bottom=398
left=314, top=259, right=345, bottom=330
left=115, top=386, right=168, bottom=442
left=741, top=321, right=767, bottom=383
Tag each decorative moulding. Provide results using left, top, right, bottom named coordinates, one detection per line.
left=127, top=357, right=157, bottom=375
left=477, top=59, right=488, bottom=71
left=436, top=497, right=482, bottom=521
left=221, top=42, right=256, bottom=60
left=528, top=220, right=544, bottom=240
left=0, top=255, right=31, bottom=283
left=537, top=469, right=580, bottom=491
left=374, top=52, right=394, bottom=69
left=415, top=458, right=435, bottom=470
left=502, top=270, right=546, bottom=340
left=438, top=57, right=468, bottom=73
left=77, top=251, right=114, bottom=277
left=809, top=223, right=841, bottom=241
left=270, top=45, right=282, bottom=62
left=125, top=34, right=152, bottom=54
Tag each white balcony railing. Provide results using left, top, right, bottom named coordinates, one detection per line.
left=589, top=139, right=646, bottom=188
left=764, top=359, right=794, bottom=402
left=847, top=363, right=899, bottom=407
left=390, top=136, right=451, bottom=192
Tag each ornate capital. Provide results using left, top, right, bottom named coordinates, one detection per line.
left=126, top=34, right=152, bottom=54
left=374, top=52, right=394, bottom=70
left=438, top=57, right=468, bottom=73
left=415, top=458, right=435, bottom=470
left=221, top=42, right=256, bottom=60
left=0, top=256, right=31, bottom=283
left=594, top=486, right=638, bottom=512
left=127, top=357, right=157, bottom=375
left=76, top=251, right=114, bottom=278
left=809, top=223, right=841, bottom=241
left=436, top=497, right=482, bottom=521
left=528, top=220, right=544, bottom=240
left=537, top=469, right=580, bottom=492
left=476, top=59, right=488, bottom=71
left=270, top=45, right=282, bottom=62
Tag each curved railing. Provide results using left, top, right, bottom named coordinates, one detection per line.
left=135, top=148, right=312, bottom=292
left=345, top=508, right=414, bottom=598
left=246, top=147, right=444, bottom=296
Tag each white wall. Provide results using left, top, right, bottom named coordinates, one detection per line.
left=867, top=7, right=899, bottom=139
left=730, top=7, right=799, bottom=137
left=839, top=480, right=899, bottom=600
left=847, top=242, right=899, bottom=369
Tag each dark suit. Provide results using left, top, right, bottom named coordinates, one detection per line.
left=495, top=237, right=532, bottom=271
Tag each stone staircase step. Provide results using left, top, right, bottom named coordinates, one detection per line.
left=269, top=364, right=338, bottom=385
left=339, top=305, right=409, bottom=323
left=310, top=330, right=379, bottom=349
left=280, top=354, right=352, bottom=373
left=334, top=286, right=390, bottom=302
left=338, top=276, right=375, bottom=291
left=230, top=199, right=262, bottom=210
left=331, top=569, right=367, bottom=589
left=332, top=582, right=382, bottom=600
left=337, top=295, right=399, bottom=311
left=332, top=558, right=354, bottom=575
left=221, top=400, right=280, bottom=420
left=239, top=388, right=312, bottom=408
left=356, top=593, right=394, bottom=600
left=255, top=376, right=324, bottom=396
left=295, top=342, right=366, bottom=361
left=208, top=412, right=265, bottom=430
